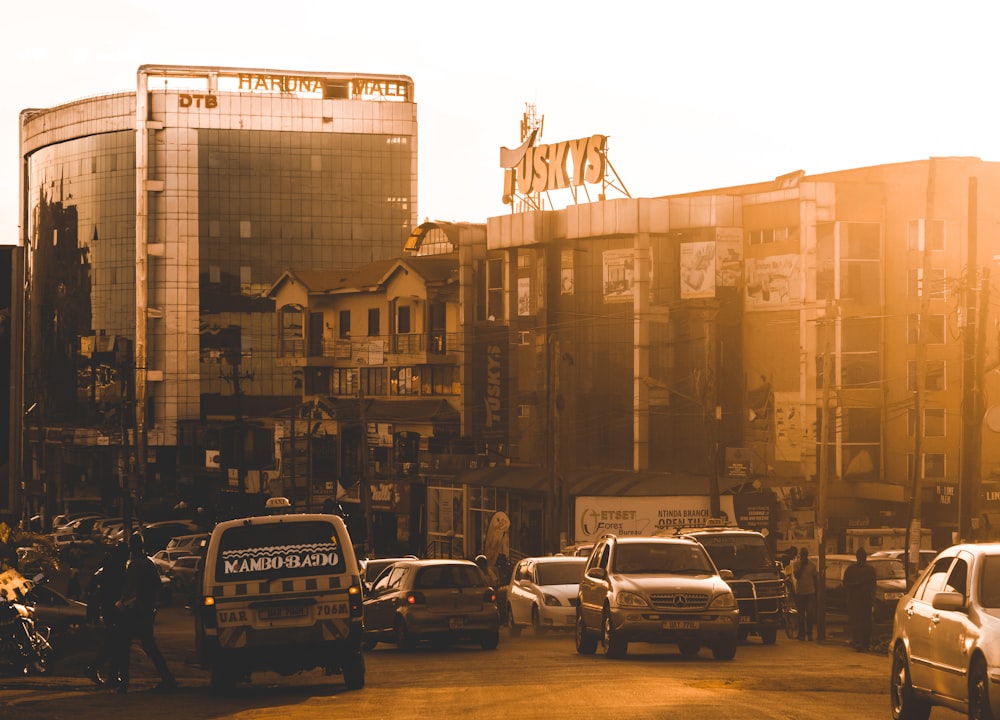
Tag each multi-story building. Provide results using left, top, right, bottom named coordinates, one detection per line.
left=482, top=155, right=1000, bottom=555
left=14, top=65, right=416, bottom=525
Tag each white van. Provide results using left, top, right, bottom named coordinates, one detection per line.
left=194, top=510, right=365, bottom=691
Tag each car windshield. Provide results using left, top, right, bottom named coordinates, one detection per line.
left=871, top=559, right=906, bottom=580
left=613, top=543, right=714, bottom=574
left=536, top=562, right=584, bottom=586
left=215, top=520, right=346, bottom=582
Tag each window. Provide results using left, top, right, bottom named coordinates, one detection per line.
left=748, top=227, right=789, bottom=245
left=907, top=268, right=947, bottom=298
left=368, top=308, right=380, bottom=337
left=331, top=368, right=356, bottom=396
left=907, top=314, right=945, bottom=344
left=841, top=407, right=880, bottom=481
left=339, top=310, right=351, bottom=339
left=907, top=219, right=945, bottom=251
left=841, top=317, right=881, bottom=388
left=420, top=365, right=459, bottom=395
left=909, top=453, right=947, bottom=480
left=907, top=408, right=947, bottom=437
left=907, top=360, right=946, bottom=391
left=279, top=306, right=304, bottom=358
left=397, top=305, right=411, bottom=334
left=361, top=367, right=388, bottom=396
left=487, top=258, right=504, bottom=321
left=840, top=223, right=881, bottom=305
left=391, top=366, right=419, bottom=396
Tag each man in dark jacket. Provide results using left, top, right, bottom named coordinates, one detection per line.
left=843, top=547, right=877, bottom=651
left=85, top=540, right=129, bottom=688
left=117, top=533, right=176, bottom=693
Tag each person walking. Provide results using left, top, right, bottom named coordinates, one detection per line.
left=117, top=533, right=177, bottom=693
left=84, top=541, right=130, bottom=689
left=843, top=547, right=877, bottom=651
left=793, top=547, right=818, bottom=640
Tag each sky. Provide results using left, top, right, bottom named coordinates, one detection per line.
left=4, top=1, right=1000, bottom=245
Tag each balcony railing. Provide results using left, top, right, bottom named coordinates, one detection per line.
left=279, top=333, right=461, bottom=362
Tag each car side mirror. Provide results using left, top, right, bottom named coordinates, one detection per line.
left=719, top=569, right=734, bottom=581
left=587, top=567, right=607, bottom=581
left=931, top=591, right=966, bottom=612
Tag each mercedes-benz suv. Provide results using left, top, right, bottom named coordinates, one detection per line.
left=575, top=534, right=739, bottom=659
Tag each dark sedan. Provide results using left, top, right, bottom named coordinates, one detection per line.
left=362, top=558, right=500, bottom=651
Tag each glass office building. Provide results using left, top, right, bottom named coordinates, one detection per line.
left=16, top=65, right=417, bottom=518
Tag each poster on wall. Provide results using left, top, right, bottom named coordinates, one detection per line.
left=517, top=277, right=532, bottom=316
left=716, top=228, right=743, bottom=288
left=744, top=254, right=801, bottom=307
left=774, top=392, right=802, bottom=462
left=602, top=249, right=634, bottom=303
left=679, top=241, right=716, bottom=298
left=560, top=249, right=575, bottom=295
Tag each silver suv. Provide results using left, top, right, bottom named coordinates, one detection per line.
left=575, top=534, right=739, bottom=659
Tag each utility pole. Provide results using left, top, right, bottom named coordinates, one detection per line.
left=358, top=375, right=375, bottom=557
left=817, top=292, right=835, bottom=642
left=906, top=159, right=936, bottom=585
left=960, top=177, right=983, bottom=543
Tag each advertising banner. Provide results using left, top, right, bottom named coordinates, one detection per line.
left=574, top=495, right=736, bottom=542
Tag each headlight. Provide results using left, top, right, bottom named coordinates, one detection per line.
left=616, top=590, right=649, bottom=608
left=542, top=593, right=562, bottom=607
left=708, top=591, right=737, bottom=610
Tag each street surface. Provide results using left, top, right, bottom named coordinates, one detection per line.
left=0, top=605, right=966, bottom=720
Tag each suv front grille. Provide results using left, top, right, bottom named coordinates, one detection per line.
left=649, top=592, right=709, bottom=611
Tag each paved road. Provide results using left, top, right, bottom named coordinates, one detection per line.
left=0, top=605, right=966, bottom=720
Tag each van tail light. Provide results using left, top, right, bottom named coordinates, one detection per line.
left=348, top=584, right=363, bottom=618
left=202, top=595, right=218, bottom=628
left=405, top=592, right=425, bottom=605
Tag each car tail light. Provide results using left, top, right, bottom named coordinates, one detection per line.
left=405, top=592, right=425, bottom=605
left=484, top=589, right=497, bottom=604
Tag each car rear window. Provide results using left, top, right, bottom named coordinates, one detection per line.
left=214, top=520, right=347, bottom=582
left=414, top=564, right=482, bottom=589
left=536, top=562, right=585, bottom=586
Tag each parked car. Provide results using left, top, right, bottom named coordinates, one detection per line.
left=870, top=548, right=937, bottom=572
left=138, top=520, right=201, bottom=554
left=890, top=543, right=1000, bottom=720
left=164, top=532, right=209, bottom=557
left=51, top=512, right=102, bottom=530
left=576, top=534, right=739, bottom=660
left=817, top=554, right=907, bottom=622
left=362, top=558, right=500, bottom=650
left=167, top=555, right=203, bottom=595
left=26, top=581, right=89, bottom=639
left=151, top=549, right=188, bottom=574
left=506, top=555, right=586, bottom=635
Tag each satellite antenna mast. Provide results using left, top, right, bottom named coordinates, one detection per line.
left=518, top=103, right=544, bottom=213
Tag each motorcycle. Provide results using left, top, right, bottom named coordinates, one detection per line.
left=0, top=570, right=53, bottom=675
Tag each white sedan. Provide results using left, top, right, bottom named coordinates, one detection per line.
left=505, top=555, right=586, bottom=635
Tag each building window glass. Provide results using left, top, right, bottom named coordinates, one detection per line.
left=361, top=367, right=388, bottom=396
left=391, top=366, right=418, bottom=396
left=339, top=310, right=350, bottom=339
left=907, top=314, right=945, bottom=344
left=907, top=268, right=947, bottom=298
left=908, top=219, right=945, bottom=251
left=397, top=305, right=411, bottom=334
left=907, top=360, right=946, bottom=391
left=840, top=222, right=881, bottom=305
left=840, top=316, right=881, bottom=388
left=841, top=407, right=880, bottom=481
left=487, top=258, right=504, bottom=321
left=368, top=308, right=380, bottom=337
